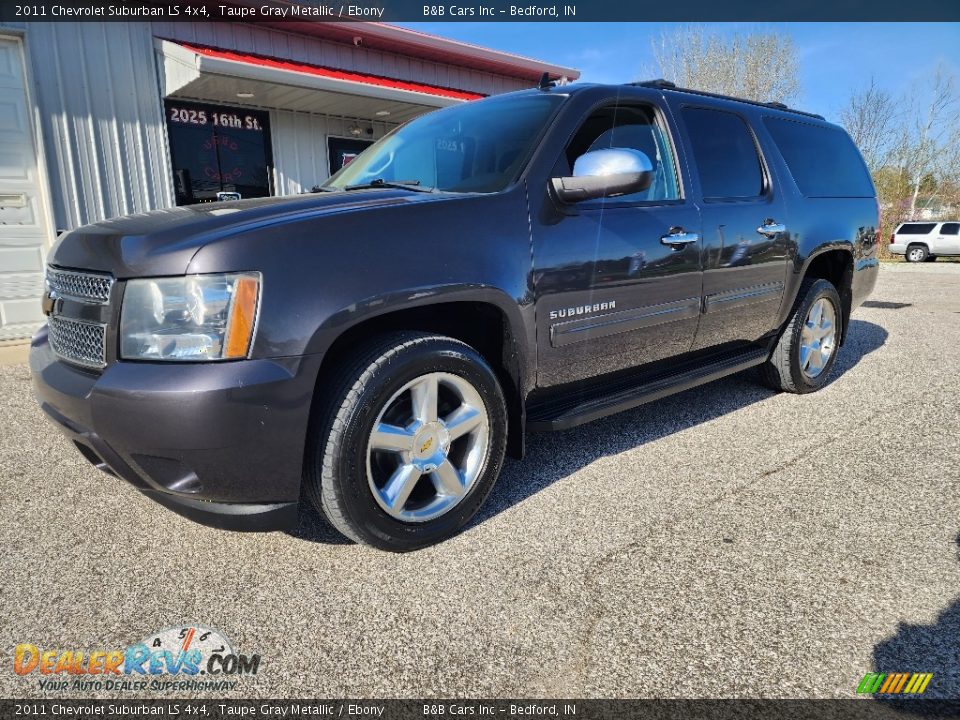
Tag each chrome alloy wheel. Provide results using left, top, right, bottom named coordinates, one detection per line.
left=366, top=372, right=489, bottom=523
left=799, top=297, right=837, bottom=379
left=907, top=247, right=926, bottom=262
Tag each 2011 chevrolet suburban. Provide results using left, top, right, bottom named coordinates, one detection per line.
left=30, top=80, right=880, bottom=551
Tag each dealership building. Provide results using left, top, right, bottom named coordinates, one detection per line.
left=0, top=20, right=578, bottom=341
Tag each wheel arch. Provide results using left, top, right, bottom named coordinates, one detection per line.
left=307, top=294, right=529, bottom=462
left=793, top=245, right=854, bottom=345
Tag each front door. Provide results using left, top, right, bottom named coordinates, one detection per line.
left=936, top=222, right=960, bottom=254
left=533, top=101, right=702, bottom=387
left=668, top=104, right=790, bottom=351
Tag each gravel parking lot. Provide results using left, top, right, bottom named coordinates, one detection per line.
left=1, top=263, right=958, bottom=700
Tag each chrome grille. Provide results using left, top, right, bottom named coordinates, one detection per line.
left=48, top=316, right=107, bottom=369
left=46, top=266, right=114, bottom=303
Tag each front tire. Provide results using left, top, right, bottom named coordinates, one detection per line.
left=306, top=332, right=507, bottom=551
left=760, top=278, right=842, bottom=394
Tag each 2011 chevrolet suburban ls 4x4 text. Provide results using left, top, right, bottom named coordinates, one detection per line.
left=31, top=80, right=879, bottom=551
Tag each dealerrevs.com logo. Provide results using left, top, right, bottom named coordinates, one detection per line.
left=13, top=625, right=260, bottom=692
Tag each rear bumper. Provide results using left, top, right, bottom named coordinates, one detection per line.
left=29, top=326, right=321, bottom=532
left=889, top=243, right=906, bottom=255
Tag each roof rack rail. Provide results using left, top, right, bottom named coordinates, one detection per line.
left=625, top=79, right=825, bottom=120
left=631, top=79, right=676, bottom=89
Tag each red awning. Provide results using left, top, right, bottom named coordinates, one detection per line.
left=178, top=42, right=486, bottom=102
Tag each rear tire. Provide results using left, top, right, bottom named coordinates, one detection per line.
left=305, top=332, right=507, bottom=551
left=760, top=278, right=842, bottom=394
left=906, top=244, right=929, bottom=263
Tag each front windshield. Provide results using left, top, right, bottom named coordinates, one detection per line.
left=324, top=93, right=565, bottom=194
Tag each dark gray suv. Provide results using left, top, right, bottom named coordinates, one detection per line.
left=31, top=80, right=879, bottom=551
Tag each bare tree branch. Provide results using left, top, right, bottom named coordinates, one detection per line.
left=648, top=26, right=800, bottom=103
left=839, top=78, right=899, bottom=172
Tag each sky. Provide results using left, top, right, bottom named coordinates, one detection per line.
left=398, top=22, right=960, bottom=122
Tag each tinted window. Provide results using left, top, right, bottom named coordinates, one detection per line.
left=682, top=107, right=764, bottom=199
left=564, top=104, right=680, bottom=203
left=940, top=223, right=959, bottom=236
left=764, top=118, right=874, bottom=198
left=898, top=223, right=936, bottom=235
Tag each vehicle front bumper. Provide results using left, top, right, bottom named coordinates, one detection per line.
left=29, top=326, right=322, bottom=531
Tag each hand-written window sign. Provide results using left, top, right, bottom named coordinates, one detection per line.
left=168, top=106, right=263, bottom=131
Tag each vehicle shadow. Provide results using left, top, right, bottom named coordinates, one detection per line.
left=290, top=319, right=887, bottom=544
left=870, top=535, right=960, bottom=713
left=472, top=318, right=887, bottom=528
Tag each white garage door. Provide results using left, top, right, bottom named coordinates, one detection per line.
left=0, top=35, right=52, bottom=341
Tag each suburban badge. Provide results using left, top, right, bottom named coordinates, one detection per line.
left=549, top=301, right=616, bottom=321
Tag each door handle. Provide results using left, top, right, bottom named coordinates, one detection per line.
left=660, top=227, right=699, bottom=249
left=757, top=219, right=786, bottom=238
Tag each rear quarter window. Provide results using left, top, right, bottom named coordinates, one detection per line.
left=897, top=223, right=937, bottom=235
left=763, top=118, right=875, bottom=198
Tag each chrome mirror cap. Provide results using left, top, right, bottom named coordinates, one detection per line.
left=572, top=148, right=653, bottom=178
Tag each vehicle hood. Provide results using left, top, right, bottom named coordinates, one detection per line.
left=48, top=190, right=453, bottom=277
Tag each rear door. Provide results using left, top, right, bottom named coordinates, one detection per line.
left=666, top=102, right=789, bottom=351
left=0, top=35, right=54, bottom=341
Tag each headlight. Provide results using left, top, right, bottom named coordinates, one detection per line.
left=120, top=272, right=261, bottom=361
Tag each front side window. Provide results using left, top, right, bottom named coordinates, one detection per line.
left=682, top=107, right=764, bottom=200
left=563, top=104, right=680, bottom=203
left=323, top=94, right=564, bottom=194
left=940, top=223, right=959, bottom=236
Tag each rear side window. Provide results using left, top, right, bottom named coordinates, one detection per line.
left=897, top=223, right=936, bottom=235
left=681, top=107, right=764, bottom=200
left=940, top=223, right=959, bottom=236
left=764, top=118, right=874, bottom=198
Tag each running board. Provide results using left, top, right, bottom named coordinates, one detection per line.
left=527, top=347, right=768, bottom=431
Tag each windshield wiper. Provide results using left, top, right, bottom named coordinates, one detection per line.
left=344, top=179, right=436, bottom=193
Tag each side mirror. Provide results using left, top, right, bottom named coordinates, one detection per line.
left=550, top=148, right=654, bottom=204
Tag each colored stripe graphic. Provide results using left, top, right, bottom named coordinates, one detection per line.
left=879, top=674, right=897, bottom=693
left=857, top=672, right=933, bottom=694
left=857, top=673, right=884, bottom=693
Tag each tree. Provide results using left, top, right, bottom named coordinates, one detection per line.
left=648, top=27, right=800, bottom=103
left=841, top=64, right=960, bottom=241
left=839, top=78, right=900, bottom=173
left=901, top=66, right=958, bottom=219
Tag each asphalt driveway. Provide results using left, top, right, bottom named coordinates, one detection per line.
left=1, top=263, right=958, bottom=699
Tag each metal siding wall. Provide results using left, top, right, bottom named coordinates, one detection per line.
left=271, top=110, right=394, bottom=195
left=151, top=22, right=531, bottom=97
left=23, top=22, right=174, bottom=231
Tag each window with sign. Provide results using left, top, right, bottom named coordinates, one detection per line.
left=328, top=136, right=375, bottom=176
left=165, top=100, right=273, bottom=205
